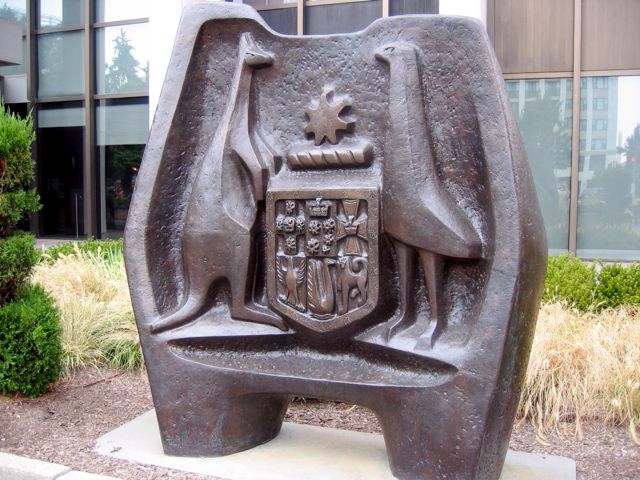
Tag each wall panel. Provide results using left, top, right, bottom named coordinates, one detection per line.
left=493, top=0, right=573, bottom=74
left=582, top=0, right=640, bottom=71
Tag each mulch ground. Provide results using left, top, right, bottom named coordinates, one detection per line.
left=1, top=368, right=638, bottom=479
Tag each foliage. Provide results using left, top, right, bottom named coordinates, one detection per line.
left=544, top=253, right=640, bottom=312
left=621, top=124, right=640, bottom=164
left=41, top=237, right=124, bottom=264
left=519, top=302, right=640, bottom=444
left=517, top=92, right=571, bottom=248
left=576, top=224, right=640, bottom=250
left=104, top=29, right=148, bottom=94
left=590, top=164, right=633, bottom=225
left=543, top=253, right=596, bottom=311
left=32, top=244, right=142, bottom=373
left=0, top=231, right=39, bottom=304
left=0, top=3, right=25, bottom=23
left=594, top=263, right=640, bottom=309
left=0, top=103, right=39, bottom=237
left=0, top=285, right=62, bottom=397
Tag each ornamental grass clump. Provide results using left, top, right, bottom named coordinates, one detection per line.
left=519, top=302, right=640, bottom=444
left=32, top=244, right=142, bottom=373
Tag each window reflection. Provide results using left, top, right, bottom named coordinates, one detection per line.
left=506, top=78, right=573, bottom=252
left=38, top=0, right=83, bottom=28
left=305, top=0, right=381, bottom=35
left=95, top=0, right=148, bottom=23
left=0, top=0, right=27, bottom=76
left=577, top=76, right=640, bottom=261
left=96, top=24, right=149, bottom=94
left=96, top=98, right=148, bottom=236
left=38, top=31, right=84, bottom=97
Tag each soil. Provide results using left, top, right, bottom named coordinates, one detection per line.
left=1, top=368, right=638, bottom=480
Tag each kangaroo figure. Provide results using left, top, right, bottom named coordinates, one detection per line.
left=375, top=43, right=483, bottom=345
left=150, top=33, right=285, bottom=333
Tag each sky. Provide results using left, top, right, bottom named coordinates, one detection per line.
left=617, top=76, right=640, bottom=145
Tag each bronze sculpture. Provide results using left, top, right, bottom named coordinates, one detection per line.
left=124, top=3, right=547, bottom=479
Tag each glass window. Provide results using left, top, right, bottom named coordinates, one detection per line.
left=0, top=0, right=27, bottom=76
left=390, top=0, right=438, bottom=15
left=547, top=80, right=561, bottom=96
left=305, top=0, right=381, bottom=35
left=96, top=98, right=148, bottom=236
left=96, top=23, right=149, bottom=94
left=595, top=77, right=608, bottom=89
left=37, top=102, right=85, bottom=237
left=258, top=8, right=297, bottom=35
left=507, top=78, right=573, bottom=252
left=525, top=80, right=540, bottom=97
left=244, top=0, right=297, bottom=7
left=0, top=0, right=25, bottom=22
left=95, top=0, right=149, bottom=23
left=38, top=0, right=83, bottom=28
left=593, top=97, right=607, bottom=110
left=576, top=76, right=640, bottom=261
left=38, top=31, right=84, bottom=97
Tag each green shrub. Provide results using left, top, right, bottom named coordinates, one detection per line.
left=543, top=253, right=597, bottom=310
left=0, top=285, right=62, bottom=397
left=0, top=104, right=39, bottom=237
left=0, top=231, right=39, bottom=304
left=42, top=238, right=124, bottom=264
left=544, top=253, right=640, bottom=311
left=595, top=263, right=640, bottom=309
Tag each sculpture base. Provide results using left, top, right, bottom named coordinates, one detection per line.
left=95, top=410, right=576, bottom=480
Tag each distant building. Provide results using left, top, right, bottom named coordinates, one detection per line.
left=0, top=0, right=638, bottom=260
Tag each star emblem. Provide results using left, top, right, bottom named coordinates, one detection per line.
left=304, top=88, right=353, bottom=146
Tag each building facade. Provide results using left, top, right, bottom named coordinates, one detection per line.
left=0, top=0, right=638, bottom=260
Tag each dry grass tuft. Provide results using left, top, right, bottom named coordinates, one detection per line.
left=31, top=245, right=141, bottom=374
left=520, top=301, right=640, bottom=444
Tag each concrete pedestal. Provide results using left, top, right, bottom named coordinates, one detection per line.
left=95, top=410, right=576, bottom=480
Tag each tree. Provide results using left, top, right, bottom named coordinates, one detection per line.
left=0, top=103, right=61, bottom=398
left=0, top=3, right=25, bottom=23
left=621, top=124, right=640, bottom=163
left=0, top=103, right=39, bottom=238
left=518, top=94, right=571, bottom=247
left=104, top=29, right=148, bottom=94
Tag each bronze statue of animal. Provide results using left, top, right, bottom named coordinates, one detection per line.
left=149, top=33, right=285, bottom=333
left=375, top=43, right=484, bottom=345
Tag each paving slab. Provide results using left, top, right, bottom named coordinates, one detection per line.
left=96, top=410, right=576, bottom=480
left=0, top=451, right=71, bottom=480
left=59, top=471, right=120, bottom=480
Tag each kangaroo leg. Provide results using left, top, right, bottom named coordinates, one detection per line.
left=150, top=291, right=209, bottom=334
left=417, top=249, right=445, bottom=348
left=385, top=239, right=417, bottom=341
left=149, top=258, right=219, bottom=334
left=229, top=237, right=287, bottom=331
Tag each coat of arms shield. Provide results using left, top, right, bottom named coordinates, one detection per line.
left=266, top=187, right=379, bottom=333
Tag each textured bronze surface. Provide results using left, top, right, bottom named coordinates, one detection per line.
left=124, top=4, right=547, bottom=479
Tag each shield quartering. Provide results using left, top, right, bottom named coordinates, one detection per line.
left=267, top=187, right=379, bottom=334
